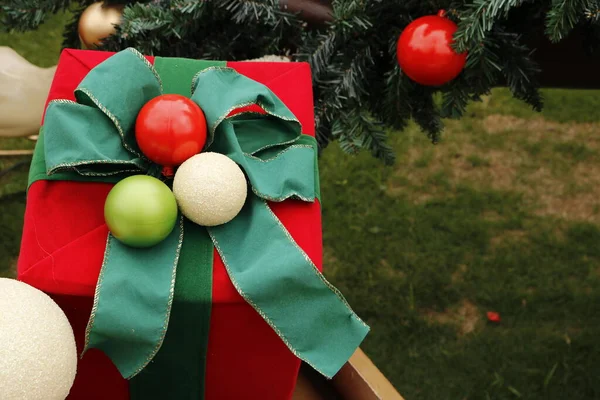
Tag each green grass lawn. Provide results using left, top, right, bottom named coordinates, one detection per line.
left=3, top=12, right=600, bottom=400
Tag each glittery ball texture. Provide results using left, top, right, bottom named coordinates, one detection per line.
left=173, top=152, right=248, bottom=226
left=0, top=278, right=77, bottom=400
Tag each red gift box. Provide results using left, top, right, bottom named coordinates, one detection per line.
left=17, top=49, right=322, bottom=400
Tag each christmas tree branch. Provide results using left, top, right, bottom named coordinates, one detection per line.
left=441, top=74, right=472, bottom=119
left=61, top=2, right=90, bottom=50
left=4, top=0, right=598, bottom=165
left=495, top=29, right=543, bottom=110
left=584, top=0, right=600, bottom=22
left=333, top=107, right=395, bottom=164
left=545, top=0, right=591, bottom=42
left=453, top=0, right=525, bottom=52
left=216, top=0, right=299, bottom=28
left=371, top=66, right=411, bottom=132
left=301, top=30, right=338, bottom=78
left=408, top=85, right=443, bottom=144
left=2, top=0, right=73, bottom=31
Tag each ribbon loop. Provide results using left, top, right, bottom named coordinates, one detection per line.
left=42, top=48, right=162, bottom=177
left=207, top=119, right=317, bottom=202
left=191, top=67, right=301, bottom=150
left=192, top=68, right=318, bottom=202
left=43, top=101, right=148, bottom=176
left=74, top=48, right=162, bottom=156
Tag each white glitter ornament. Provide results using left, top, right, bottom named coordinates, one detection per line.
left=0, top=278, right=77, bottom=400
left=173, top=152, right=248, bottom=226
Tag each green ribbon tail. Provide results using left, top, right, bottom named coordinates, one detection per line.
left=83, top=216, right=184, bottom=379
left=195, top=66, right=365, bottom=376
left=208, top=195, right=369, bottom=378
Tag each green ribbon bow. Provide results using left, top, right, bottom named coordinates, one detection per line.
left=39, top=48, right=369, bottom=382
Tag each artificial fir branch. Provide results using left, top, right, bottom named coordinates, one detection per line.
left=300, top=30, right=338, bottom=78
left=495, top=29, right=543, bottom=110
left=340, top=47, right=372, bottom=102
left=464, top=37, right=503, bottom=91
left=370, top=66, right=411, bottom=133
left=3, top=0, right=599, bottom=163
left=545, top=0, right=592, bottom=42
left=108, top=2, right=173, bottom=54
left=217, top=0, right=298, bottom=28
left=453, top=0, right=525, bottom=52
left=584, top=0, right=600, bottom=22
left=441, top=74, right=472, bottom=119
left=408, top=85, right=443, bottom=144
left=61, top=2, right=91, bottom=50
left=330, top=0, right=372, bottom=36
left=334, top=107, right=395, bottom=164
left=2, top=0, right=72, bottom=31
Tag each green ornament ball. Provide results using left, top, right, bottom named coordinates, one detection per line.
left=104, top=175, right=178, bottom=248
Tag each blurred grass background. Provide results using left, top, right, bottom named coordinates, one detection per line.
left=2, top=11, right=600, bottom=400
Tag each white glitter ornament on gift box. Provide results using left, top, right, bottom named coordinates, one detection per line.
left=173, top=152, right=248, bottom=226
left=0, top=278, right=77, bottom=400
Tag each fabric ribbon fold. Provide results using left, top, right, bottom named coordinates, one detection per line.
left=192, top=68, right=369, bottom=377
left=40, top=48, right=369, bottom=381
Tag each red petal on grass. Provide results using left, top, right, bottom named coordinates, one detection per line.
left=487, top=311, right=501, bottom=322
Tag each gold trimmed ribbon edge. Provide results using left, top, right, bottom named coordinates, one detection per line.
left=75, top=87, right=142, bottom=158
left=262, top=200, right=368, bottom=329
left=243, top=144, right=315, bottom=162
left=128, top=214, right=185, bottom=379
left=207, top=199, right=369, bottom=379
left=190, top=66, right=303, bottom=152
left=250, top=186, right=314, bottom=203
left=229, top=97, right=303, bottom=155
left=245, top=143, right=317, bottom=202
left=206, top=226, right=332, bottom=378
left=47, top=99, right=78, bottom=106
left=82, top=232, right=113, bottom=358
left=47, top=159, right=145, bottom=177
left=125, top=47, right=164, bottom=94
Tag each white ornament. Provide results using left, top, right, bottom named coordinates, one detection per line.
left=0, top=278, right=77, bottom=400
left=173, top=152, right=248, bottom=226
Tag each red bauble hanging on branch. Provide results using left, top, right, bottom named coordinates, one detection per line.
left=396, top=10, right=467, bottom=86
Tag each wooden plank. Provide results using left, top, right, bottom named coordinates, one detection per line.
left=292, top=369, right=332, bottom=400
left=332, top=349, right=405, bottom=400
left=0, top=150, right=33, bottom=156
left=292, top=348, right=404, bottom=400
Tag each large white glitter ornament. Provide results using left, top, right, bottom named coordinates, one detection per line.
left=173, top=152, right=248, bottom=226
left=0, top=278, right=77, bottom=400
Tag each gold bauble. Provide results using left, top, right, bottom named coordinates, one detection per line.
left=78, top=2, right=124, bottom=49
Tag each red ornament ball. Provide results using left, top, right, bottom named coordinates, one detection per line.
left=135, top=94, right=208, bottom=168
left=396, top=10, right=467, bottom=86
